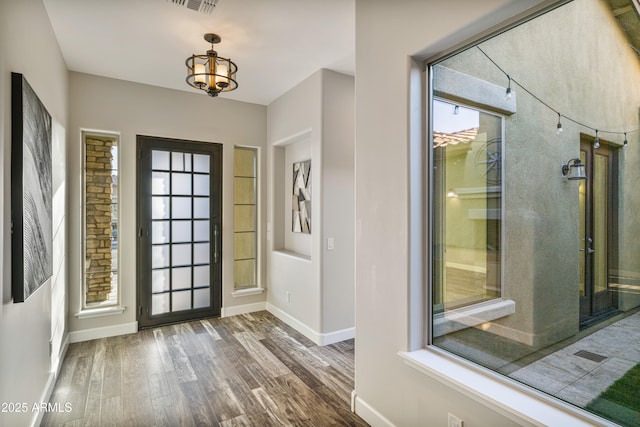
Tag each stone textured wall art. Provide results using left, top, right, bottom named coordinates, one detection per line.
left=11, top=72, right=53, bottom=303
left=292, top=159, right=311, bottom=234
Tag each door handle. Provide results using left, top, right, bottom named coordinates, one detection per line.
left=580, top=237, right=594, bottom=254
left=213, top=223, right=219, bottom=264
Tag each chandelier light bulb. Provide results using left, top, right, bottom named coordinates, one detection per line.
left=194, top=63, right=207, bottom=86
left=594, top=130, right=600, bottom=149
left=215, top=63, right=229, bottom=87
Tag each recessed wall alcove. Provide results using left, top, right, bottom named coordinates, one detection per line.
left=272, top=129, right=312, bottom=259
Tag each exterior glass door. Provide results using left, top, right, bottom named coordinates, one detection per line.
left=137, top=135, right=222, bottom=328
left=579, top=138, right=617, bottom=326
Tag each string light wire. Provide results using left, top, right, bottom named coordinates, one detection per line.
left=476, top=45, right=640, bottom=140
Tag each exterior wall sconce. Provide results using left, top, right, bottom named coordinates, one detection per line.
left=561, top=158, right=587, bottom=180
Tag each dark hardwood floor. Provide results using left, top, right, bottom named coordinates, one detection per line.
left=43, top=311, right=368, bottom=426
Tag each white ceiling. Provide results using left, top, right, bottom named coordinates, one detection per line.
left=42, top=0, right=355, bottom=106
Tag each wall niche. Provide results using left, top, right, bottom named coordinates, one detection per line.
left=272, top=130, right=312, bottom=258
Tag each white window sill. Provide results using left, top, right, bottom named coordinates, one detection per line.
left=272, top=249, right=311, bottom=261
left=75, top=305, right=126, bottom=319
left=398, top=348, right=615, bottom=427
left=231, top=287, right=265, bottom=297
left=434, top=299, right=515, bottom=337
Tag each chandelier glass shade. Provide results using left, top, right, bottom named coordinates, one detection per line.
left=186, top=33, right=238, bottom=97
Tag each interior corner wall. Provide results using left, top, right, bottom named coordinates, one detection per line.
left=321, top=70, right=355, bottom=334
left=267, top=69, right=356, bottom=342
left=353, top=0, right=550, bottom=426
left=267, top=70, right=323, bottom=335
left=67, top=72, right=267, bottom=336
left=0, top=1, right=69, bottom=426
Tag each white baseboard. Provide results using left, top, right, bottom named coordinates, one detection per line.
left=352, top=394, right=396, bottom=427
left=56, top=334, right=70, bottom=377
left=68, top=321, right=138, bottom=343
left=321, top=326, right=355, bottom=345
left=266, top=303, right=355, bottom=346
left=267, top=303, right=320, bottom=343
left=222, top=301, right=267, bottom=317
left=31, top=333, right=70, bottom=427
left=31, top=372, right=57, bottom=427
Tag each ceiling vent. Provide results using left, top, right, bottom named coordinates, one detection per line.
left=167, top=0, right=219, bottom=15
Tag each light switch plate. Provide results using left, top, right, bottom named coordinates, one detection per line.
left=327, top=237, right=335, bottom=250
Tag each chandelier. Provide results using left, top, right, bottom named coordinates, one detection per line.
left=185, top=33, right=238, bottom=97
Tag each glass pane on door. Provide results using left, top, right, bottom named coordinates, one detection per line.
left=579, top=150, right=586, bottom=298
left=150, top=149, right=211, bottom=315
left=593, top=153, right=608, bottom=294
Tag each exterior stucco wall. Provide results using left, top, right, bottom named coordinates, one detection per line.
left=437, top=0, right=640, bottom=346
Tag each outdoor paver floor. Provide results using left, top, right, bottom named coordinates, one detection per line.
left=509, top=311, right=640, bottom=407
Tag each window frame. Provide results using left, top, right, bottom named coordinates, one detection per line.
left=421, top=0, right=569, bottom=348
left=232, top=145, right=263, bottom=296
left=77, top=129, right=124, bottom=317
left=401, top=1, right=622, bottom=425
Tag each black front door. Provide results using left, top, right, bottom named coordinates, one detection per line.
left=579, top=137, right=617, bottom=326
left=137, top=135, right=222, bottom=328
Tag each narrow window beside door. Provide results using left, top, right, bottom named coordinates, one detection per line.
left=83, top=132, right=119, bottom=308
left=234, top=146, right=258, bottom=289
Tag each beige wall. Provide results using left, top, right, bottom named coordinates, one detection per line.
left=0, top=0, right=69, bottom=425
left=321, top=70, right=355, bottom=333
left=67, top=72, right=267, bottom=334
left=267, top=69, right=355, bottom=339
left=268, top=70, right=323, bottom=333
left=353, top=0, right=553, bottom=426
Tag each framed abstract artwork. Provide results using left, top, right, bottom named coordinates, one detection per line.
left=292, top=159, right=311, bottom=234
left=11, top=72, right=53, bottom=303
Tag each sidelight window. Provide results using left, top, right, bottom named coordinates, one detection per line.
left=234, top=146, right=259, bottom=289
left=82, top=131, right=119, bottom=308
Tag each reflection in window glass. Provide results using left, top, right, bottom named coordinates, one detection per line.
left=429, top=1, right=640, bottom=424
left=433, top=100, right=502, bottom=313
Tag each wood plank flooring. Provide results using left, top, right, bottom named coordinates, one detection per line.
left=43, top=311, right=368, bottom=427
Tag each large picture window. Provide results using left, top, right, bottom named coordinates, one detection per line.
left=428, top=0, right=640, bottom=425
